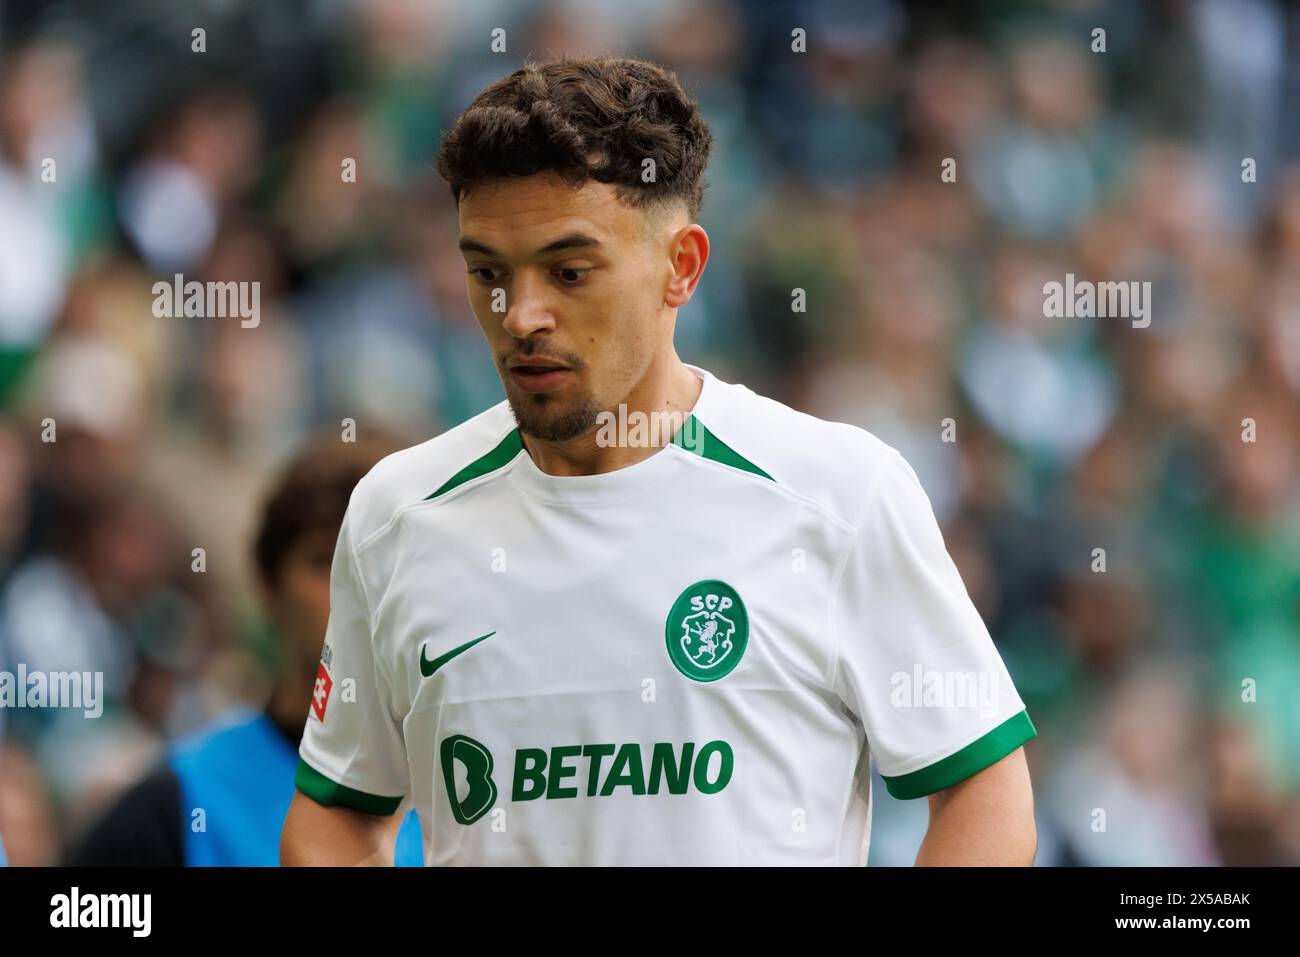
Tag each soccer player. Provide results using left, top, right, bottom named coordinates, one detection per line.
left=282, top=56, right=1037, bottom=866
left=68, top=434, right=422, bottom=866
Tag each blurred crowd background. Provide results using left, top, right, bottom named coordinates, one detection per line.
left=0, top=0, right=1297, bottom=866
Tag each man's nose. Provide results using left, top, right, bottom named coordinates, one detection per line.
left=501, top=270, right=557, bottom=338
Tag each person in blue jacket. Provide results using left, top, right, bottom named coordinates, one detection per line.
left=68, top=433, right=422, bottom=866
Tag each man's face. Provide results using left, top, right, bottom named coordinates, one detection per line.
left=266, top=529, right=334, bottom=676
left=458, top=173, right=675, bottom=442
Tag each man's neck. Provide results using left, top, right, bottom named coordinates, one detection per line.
left=522, top=358, right=703, bottom=477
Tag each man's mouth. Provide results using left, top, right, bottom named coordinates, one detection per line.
left=508, top=362, right=573, bottom=394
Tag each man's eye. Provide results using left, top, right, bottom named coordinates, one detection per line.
left=556, top=267, right=591, bottom=284
left=467, top=267, right=500, bottom=283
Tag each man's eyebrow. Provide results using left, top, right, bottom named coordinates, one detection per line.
left=458, top=233, right=605, bottom=257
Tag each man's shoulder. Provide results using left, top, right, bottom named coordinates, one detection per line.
left=701, top=372, right=902, bottom=529
left=346, top=401, right=518, bottom=546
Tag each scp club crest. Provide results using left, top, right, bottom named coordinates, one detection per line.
left=665, top=580, right=749, bottom=682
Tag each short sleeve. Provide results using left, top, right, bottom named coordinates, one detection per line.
left=295, top=504, right=410, bottom=815
left=831, top=450, right=1036, bottom=799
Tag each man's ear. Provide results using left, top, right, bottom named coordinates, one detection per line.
left=256, top=576, right=282, bottom=623
left=664, top=223, right=709, bottom=309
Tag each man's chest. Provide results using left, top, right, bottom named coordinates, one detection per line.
left=369, top=494, right=853, bottom=716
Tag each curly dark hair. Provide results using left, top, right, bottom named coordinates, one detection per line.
left=436, top=56, right=714, bottom=222
left=252, top=430, right=408, bottom=588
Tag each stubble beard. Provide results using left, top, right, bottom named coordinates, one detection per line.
left=508, top=391, right=603, bottom=443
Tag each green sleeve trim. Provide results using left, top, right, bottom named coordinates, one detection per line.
left=424, top=429, right=524, bottom=501
left=881, top=709, right=1037, bottom=800
left=295, top=757, right=404, bottom=815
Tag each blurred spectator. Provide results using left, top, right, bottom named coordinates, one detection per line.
left=65, top=431, right=423, bottom=866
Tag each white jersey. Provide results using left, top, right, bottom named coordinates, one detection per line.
left=297, top=365, right=1036, bottom=865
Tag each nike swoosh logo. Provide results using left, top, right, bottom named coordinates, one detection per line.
left=420, top=632, right=496, bottom=678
